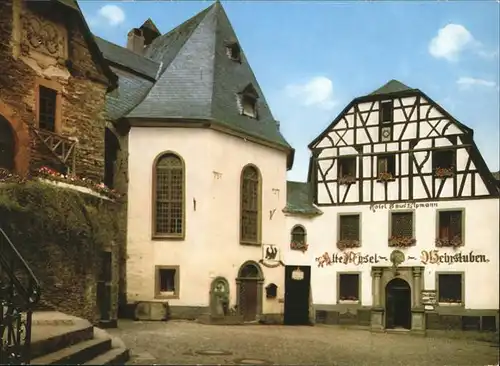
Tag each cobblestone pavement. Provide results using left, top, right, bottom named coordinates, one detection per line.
left=107, top=320, right=499, bottom=366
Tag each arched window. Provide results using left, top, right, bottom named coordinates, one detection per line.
left=290, top=225, right=307, bottom=251
left=240, top=165, right=261, bottom=244
left=153, top=152, right=184, bottom=238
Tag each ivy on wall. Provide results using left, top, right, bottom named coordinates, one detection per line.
left=0, top=180, right=121, bottom=322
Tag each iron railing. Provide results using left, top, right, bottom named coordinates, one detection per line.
left=0, top=228, right=41, bottom=365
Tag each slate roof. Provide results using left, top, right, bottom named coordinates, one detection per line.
left=93, top=2, right=292, bottom=155
left=94, top=36, right=160, bottom=80
left=283, top=181, right=322, bottom=216
left=369, top=79, right=417, bottom=96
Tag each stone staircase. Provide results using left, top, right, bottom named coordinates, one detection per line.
left=29, top=311, right=129, bottom=365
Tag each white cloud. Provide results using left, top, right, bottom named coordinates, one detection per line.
left=429, top=24, right=474, bottom=61
left=429, top=23, right=498, bottom=62
left=285, top=76, right=337, bottom=110
left=457, top=77, right=497, bottom=90
left=88, top=5, right=125, bottom=27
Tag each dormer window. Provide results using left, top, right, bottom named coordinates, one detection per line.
left=237, top=84, right=259, bottom=119
left=225, top=42, right=241, bottom=62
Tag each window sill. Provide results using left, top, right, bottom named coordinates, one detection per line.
left=154, top=294, right=179, bottom=300
left=338, top=300, right=360, bottom=305
left=437, top=302, right=463, bottom=307
left=376, top=179, right=396, bottom=183
left=240, top=241, right=261, bottom=247
left=152, top=235, right=185, bottom=241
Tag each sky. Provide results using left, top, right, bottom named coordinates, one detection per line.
left=80, top=0, right=500, bottom=182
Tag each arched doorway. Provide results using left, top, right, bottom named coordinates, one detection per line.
left=385, top=278, right=411, bottom=329
left=0, top=115, right=15, bottom=171
left=236, top=261, right=263, bottom=322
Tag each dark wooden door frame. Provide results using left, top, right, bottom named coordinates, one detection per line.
left=385, top=278, right=411, bottom=329
left=236, top=261, right=264, bottom=321
left=284, top=265, right=311, bottom=325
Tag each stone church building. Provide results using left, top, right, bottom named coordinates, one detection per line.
left=1, top=0, right=498, bottom=333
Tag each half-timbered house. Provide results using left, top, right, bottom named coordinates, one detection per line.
left=286, top=79, right=499, bottom=332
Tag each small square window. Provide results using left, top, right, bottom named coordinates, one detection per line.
left=156, top=267, right=179, bottom=298
left=226, top=42, right=241, bottom=62
left=377, top=154, right=396, bottom=178
left=437, top=210, right=463, bottom=247
left=338, top=273, right=360, bottom=302
left=438, top=273, right=462, bottom=304
left=339, top=215, right=360, bottom=241
left=433, top=150, right=455, bottom=178
left=338, top=157, right=356, bottom=179
left=241, top=95, right=257, bottom=118
left=380, top=101, right=393, bottom=123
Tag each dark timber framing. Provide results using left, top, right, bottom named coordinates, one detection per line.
left=308, top=89, right=499, bottom=206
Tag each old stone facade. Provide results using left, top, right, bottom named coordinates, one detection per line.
left=0, top=0, right=116, bottom=181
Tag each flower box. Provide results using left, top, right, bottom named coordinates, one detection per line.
left=290, top=241, right=308, bottom=252
left=338, top=176, right=356, bottom=185
left=339, top=296, right=359, bottom=301
left=434, top=167, right=454, bottom=178
left=337, top=239, right=360, bottom=250
left=377, top=172, right=395, bottom=182
left=435, top=235, right=462, bottom=248
left=388, top=236, right=416, bottom=248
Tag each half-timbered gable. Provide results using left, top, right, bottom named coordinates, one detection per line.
left=309, top=80, right=499, bottom=206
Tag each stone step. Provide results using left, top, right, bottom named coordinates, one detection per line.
left=28, top=311, right=129, bottom=365
left=31, top=337, right=112, bottom=365
left=31, top=322, right=95, bottom=360
left=83, top=346, right=130, bottom=365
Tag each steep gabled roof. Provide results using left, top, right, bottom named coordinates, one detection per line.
left=369, top=79, right=417, bottom=96
left=308, top=79, right=473, bottom=149
left=125, top=2, right=291, bottom=152
left=54, top=0, right=117, bottom=90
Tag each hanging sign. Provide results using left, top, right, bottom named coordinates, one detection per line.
left=291, top=267, right=304, bottom=281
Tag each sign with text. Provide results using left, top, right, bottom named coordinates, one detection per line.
left=370, top=202, right=438, bottom=212
left=421, top=290, right=437, bottom=310
left=316, top=250, right=491, bottom=267
left=420, top=250, right=490, bottom=265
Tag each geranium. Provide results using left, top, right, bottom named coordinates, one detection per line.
left=435, top=235, right=462, bottom=248
left=388, top=236, right=416, bottom=248
left=35, top=166, right=121, bottom=200
left=290, top=241, right=308, bottom=252
left=338, top=176, right=356, bottom=185
left=435, top=167, right=454, bottom=178
left=337, top=239, right=360, bottom=250
left=377, top=172, right=395, bottom=182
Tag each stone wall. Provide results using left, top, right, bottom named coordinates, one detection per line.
left=0, top=0, right=112, bottom=181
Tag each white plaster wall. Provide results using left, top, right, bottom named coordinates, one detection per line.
left=285, top=199, right=499, bottom=310
left=127, top=126, right=288, bottom=314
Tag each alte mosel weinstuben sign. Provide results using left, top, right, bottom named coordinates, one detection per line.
left=316, top=250, right=490, bottom=267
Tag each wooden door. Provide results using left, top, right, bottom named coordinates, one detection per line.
left=240, top=280, right=258, bottom=321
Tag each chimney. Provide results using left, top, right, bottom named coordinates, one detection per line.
left=127, top=28, right=144, bottom=54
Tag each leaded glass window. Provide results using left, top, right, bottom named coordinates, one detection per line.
left=339, top=215, right=360, bottom=241
left=438, top=211, right=462, bottom=240
left=154, top=153, right=184, bottom=236
left=240, top=165, right=260, bottom=243
left=291, top=226, right=306, bottom=245
left=391, top=212, right=413, bottom=238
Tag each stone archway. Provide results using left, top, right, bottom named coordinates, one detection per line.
left=385, top=278, right=411, bottom=329
left=0, top=115, right=15, bottom=171
left=236, top=261, right=264, bottom=322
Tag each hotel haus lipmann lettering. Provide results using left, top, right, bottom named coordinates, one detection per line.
left=316, top=250, right=490, bottom=267
left=369, top=201, right=439, bottom=212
